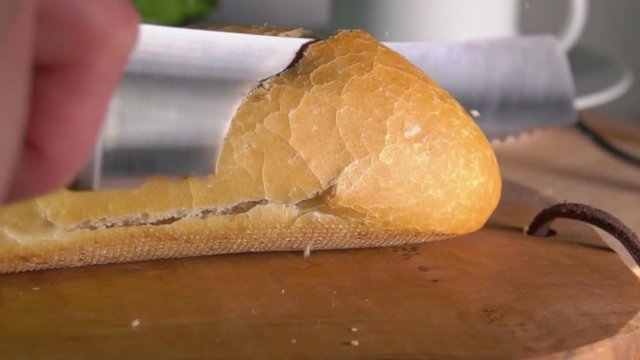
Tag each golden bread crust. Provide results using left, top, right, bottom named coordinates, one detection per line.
left=0, top=30, right=500, bottom=273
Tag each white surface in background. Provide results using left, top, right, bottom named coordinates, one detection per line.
left=205, top=0, right=331, bottom=31
left=331, top=0, right=519, bottom=42
left=522, top=0, right=640, bottom=119
left=575, top=60, right=633, bottom=111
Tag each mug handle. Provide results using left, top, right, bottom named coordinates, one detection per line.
left=557, top=0, right=590, bottom=51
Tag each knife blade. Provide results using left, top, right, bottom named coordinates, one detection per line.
left=76, top=25, right=576, bottom=190
left=387, top=37, right=576, bottom=139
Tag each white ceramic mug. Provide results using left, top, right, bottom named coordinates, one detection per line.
left=332, top=0, right=589, bottom=50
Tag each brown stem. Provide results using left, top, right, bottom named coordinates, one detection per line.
left=526, top=203, right=640, bottom=266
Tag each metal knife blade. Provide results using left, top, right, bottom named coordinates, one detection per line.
left=76, top=25, right=576, bottom=190
left=76, top=25, right=311, bottom=189
left=387, top=37, right=576, bottom=140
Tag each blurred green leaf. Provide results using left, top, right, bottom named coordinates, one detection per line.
left=132, top=0, right=218, bottom=25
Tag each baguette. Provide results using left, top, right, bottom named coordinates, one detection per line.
left=0, top=30, right=501, bottom=273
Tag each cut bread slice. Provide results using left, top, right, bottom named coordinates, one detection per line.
left=0, top=30, right=501, bottom=273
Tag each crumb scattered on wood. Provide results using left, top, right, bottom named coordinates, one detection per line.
left=32, top=287, right=40, bottom=291
left=303, top=243, right=312, bottom=258
left=470, top=109, right=481, bottom=118
left=131, top=319, right=141, bottom=328
left=350, top=327, right=358, bottom=332
left=291, top=338, right=297, bottom=344
left=281, top=289, right=285, bottom=294
left=350, top=340, right=360, bottom=347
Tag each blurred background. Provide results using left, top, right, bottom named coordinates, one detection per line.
left=132, top=0, right=638, bottom=121
left=521, top=0, right=638, bottom=121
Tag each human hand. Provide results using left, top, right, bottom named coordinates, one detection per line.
left=0, top=0, right=138, bottom=203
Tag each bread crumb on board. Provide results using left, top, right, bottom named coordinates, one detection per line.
left=350, top=327, right=358, bottom=332
left=291, top=338, right=297, bottom=344
left=350, top=340, right=360, bottom=347
left=469, top=109, right=481, bottom=118
left=303, top=243, right=312, bottom=258
left=131, top=319, right=141, bottom=328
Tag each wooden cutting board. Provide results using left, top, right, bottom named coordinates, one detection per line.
left=0, top=180, right=638, bottom=359
left=494, top=115, right=640, bottom=275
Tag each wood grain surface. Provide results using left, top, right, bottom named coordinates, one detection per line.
left=0, top=179, right=639, bottom=359
left=494, top=115, right=640, bottom=274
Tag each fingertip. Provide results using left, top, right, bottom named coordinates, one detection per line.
left=6, top=140, right=72, bottom=202
left=35, top=0, right=140, bottom=64
left=90, top=0, right=140, bottom=62
left=7, top=1, right=140, bottom=202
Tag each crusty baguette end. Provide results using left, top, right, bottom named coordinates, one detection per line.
left=0, top=30, right=500, bottom=273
